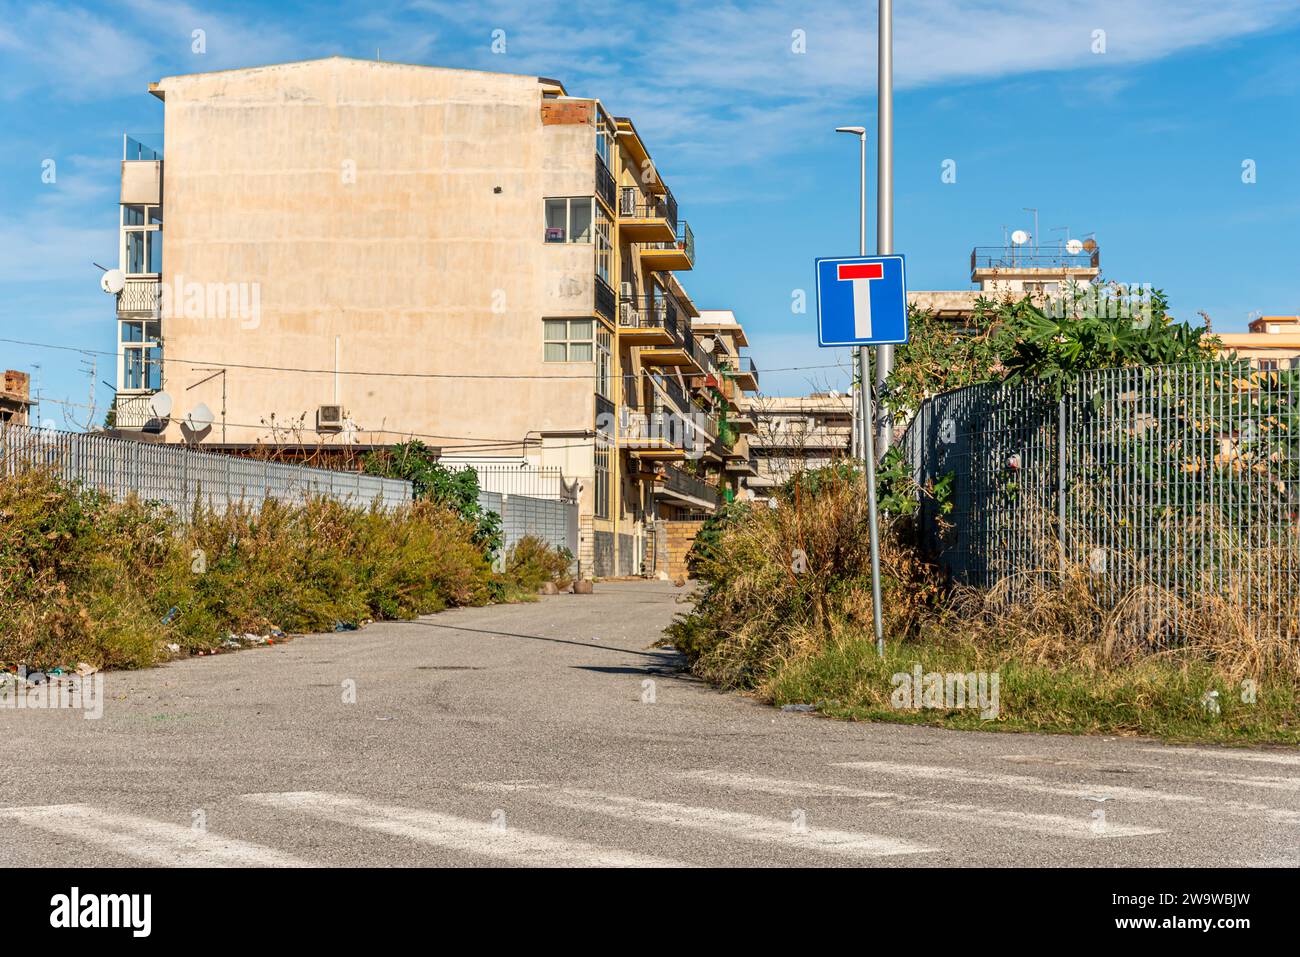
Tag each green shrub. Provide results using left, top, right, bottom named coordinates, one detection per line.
left=0, top=468, right=494, bottom=671
left=502, top=536, right=574, bottom=594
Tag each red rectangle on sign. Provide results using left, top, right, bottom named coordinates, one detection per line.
left=837, top=263, right=884, bottom=280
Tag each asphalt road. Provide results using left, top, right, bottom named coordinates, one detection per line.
left=2, top=580, right=1297, bottom=867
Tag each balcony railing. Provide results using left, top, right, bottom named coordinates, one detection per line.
left=596, top=155, right=616, bottom=209
left=112, top=392, right=159, bottom=431
left=643, top=221, right=694, bottom=267
left=116, top=278, right=161, bottom=315
left=733, top=356, right=759, bottom=388
left=659, top=464, right=720, bottom=507
left=618, top=187, right=677, bottom=230
left=595, top=276, right=617, bottom=323
left=970, top=245, right=1100, bottom=273
left=619, top=294, right=682, bottom=339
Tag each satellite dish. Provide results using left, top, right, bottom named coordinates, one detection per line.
left=100, top=269, right=126, bottom=294
left=1065, top=239, right=1084, bottom=255
left=1011, top=230, right=1029, bottom=246
left=184, top=403, right=214, bottom=432
left=1082, top=238, right=1098, bottom=252
left=148, top=391, right=173, bottom=419
left=699, top=337, right=716, bottom=353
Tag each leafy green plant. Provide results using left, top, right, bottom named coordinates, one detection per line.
left=362, top=441, right=502, bottom=555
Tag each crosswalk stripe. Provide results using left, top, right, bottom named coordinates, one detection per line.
left=680, top=769, right=900, bottom=799
left=0, top=804, right=307, bottom=867
left=680, top=770, right=1162, bottom=839
left=835, top=760, right=1203, bottom=804
left=545, top=787, right=935, bottom=859
left=1138, top=746, right=1300, bottom=768
left=241, top=791, right=684, bottom=868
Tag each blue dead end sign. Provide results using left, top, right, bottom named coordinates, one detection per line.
left=814, top=254, right=908, bottom=346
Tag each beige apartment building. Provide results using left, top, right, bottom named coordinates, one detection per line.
left=745, top=392, right=853, bottom=499
left=1215, top=315, right=1300, bottom=370
left=108, top=57, right=756, bottom=576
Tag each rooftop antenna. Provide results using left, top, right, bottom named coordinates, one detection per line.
left=1022, top=207, right=1039, bottom=253
left=1051, top=225, right=1070, bottom=253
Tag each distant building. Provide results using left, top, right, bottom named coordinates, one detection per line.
left=908, top=241, right=1102, bottom=321
left=744, top=392, right=853, bottom=499
left=0, top=370, right=32, bottom=426
left=1215, top=315, right=1300, bottom=371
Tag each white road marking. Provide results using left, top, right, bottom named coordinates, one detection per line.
left=838, top=760, right=1300, bottom=825
left=0, top=804, right=307, bottom=867
left=681, top=770, right=1162, bottom=839
left=242, top=791, right=683, bottom=868
left=545, top=787, right=934, bottom=859
left=1138, top=747, right=1300, bottom=768
left=902, top=802, right=1162, bottom=838
left=835, top=760, right=1202, bottom=804
left=680, top=769, right=900, bottom=799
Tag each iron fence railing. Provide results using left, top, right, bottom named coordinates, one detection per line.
left=659, top=464, right=720, bottom=507
left=0, top=422, right=412, bottom=513
left=644, top=221, right=694, bottom=266
left=595, top=154, right=616, bottom=210
left=618, top=186, right=672, bottom=223
left=444, top=463, right=578, bottom=503
left=970, top=245, right=1099, bottom=273
left=618, top=293, right=682, bottom=339
left=902, top=362, right=1300, bottom=639
left=594, top=275, right=617, bottom=323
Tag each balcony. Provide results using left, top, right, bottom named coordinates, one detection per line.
left=618, top=186, right=676, bottom=243
left=112, top=392, right=164, bottom=432
left=725, top=453, right=759, bottom=477
left=595, top=276, right=617, bottom=324
left=596, top=155, right=616, bottom=210
left=728, top=356, right=759, bottom=392
left=619, top=294, right=681, bottom=346
left=656, top=464, right=721, bottom=510
left=620, top=409, right=689, bottom=461
left=116, top=278, right=161, bottom=316
left=640, top=220, right=694, bottom=271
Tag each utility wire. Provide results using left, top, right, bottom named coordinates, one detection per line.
left=0, top=335, right=854, bottom=381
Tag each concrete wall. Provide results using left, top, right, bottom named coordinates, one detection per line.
left=152, top=58, right=594, bottom=463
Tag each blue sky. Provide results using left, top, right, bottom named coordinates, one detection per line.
left=2, top=0, right=1299, bottom=423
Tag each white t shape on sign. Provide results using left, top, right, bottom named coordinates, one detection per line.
left=836, top=262, right=885, bottom=340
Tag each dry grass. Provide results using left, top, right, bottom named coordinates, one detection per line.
left=667, top=467, right=1300, bottom=740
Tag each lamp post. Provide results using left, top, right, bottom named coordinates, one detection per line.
left=835, top=125, right=867, bottom=462
left=874, top=0, right=895, bottom=460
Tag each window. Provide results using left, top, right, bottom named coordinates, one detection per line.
left=544, top=318, right=593, bottom=362
left=595, top=330, right=612, bottom=399
left=122, top=203, right=162, bottom=275
left=544, top=197, right=593, bottom=243
left=595, top=207, right=612, bottom=285
left=120, top=318, right=162, bottom=391
left=594, top=446, right=611, bottom=520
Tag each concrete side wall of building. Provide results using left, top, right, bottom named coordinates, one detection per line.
left=154, top=59, right=593, bottom=468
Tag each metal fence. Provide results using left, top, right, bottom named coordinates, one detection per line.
left=0, top=422, right=413, bottom=513
left=902, top=363, right=1300, bottom=638
left=444, top=463, right=578, bottom=502
left=479, top=490, right=579, bottom=563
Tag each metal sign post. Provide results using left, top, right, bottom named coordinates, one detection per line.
left=814, top=254, right=907, bottom=657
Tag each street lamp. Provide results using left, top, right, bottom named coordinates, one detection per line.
left=835, top=125, right=868, bottom=461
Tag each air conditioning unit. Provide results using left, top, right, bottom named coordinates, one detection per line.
left=317, top=404, right=344, bottom=431
left=620, top=302, right=639, bottom=326
left=620, top=281, right=634, bottom=300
